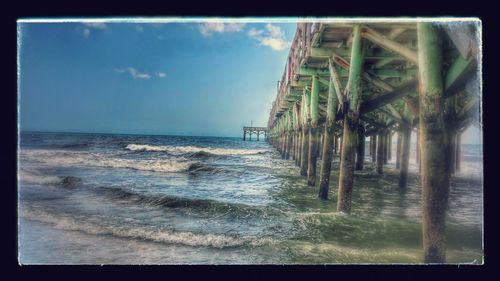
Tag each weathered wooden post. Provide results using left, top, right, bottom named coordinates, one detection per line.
left=290, top=114, right=295, bottom=159
left=456, top=132, right=462, bottom=172
left=287, top=111, right=293, bottom=159
left=292, top=104, right=298, bottom=161
left=318, top=130, right=323, bottom=160
left=418, top=22, right=450, bottom=263
left=399, top=111, right=412, bottom=188
left=371, top=135, right=377, bottom=163
left=296, top=102, right=302, bottom=167
left=387, top=130, right=392, bottom=161
left=339, top=135, right=343, bottom=162
left=415, top=129, right=419, bottom=164
left=384, top=130, right=389, bottom=164
left=300, top=90, right=311, bottom=176
left=279, top=122, right=283, bottom=157
left=377, top=130, right=385, bottom=174
left=294, top=103, right=301, bottom=165
left=243, top=130, right=246, bottom=141
left=307, top=76, right=320, bottom=186
left=396, top=130, right=402, bottom=169
left=337, top=25, right=364, bottom=214
left=318, top=62, right=340, bottom=199
left=296, top=129, right=301, bottom=166
left=283, top=121, right=288, bottom=157
left=284, top=122, right=289, bottom=158
left=369, top=135, right=372, bottom=156
left=355, top=124, right=365, bottom=170
left=334, top=136, right=338, bottom=155
left=280, top=121, right=285, bottom=155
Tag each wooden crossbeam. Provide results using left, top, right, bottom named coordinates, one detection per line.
left=361, top=59, right=475, bottom=114
left=361, top=25, right=418, bottom=64
left=444, top=55, right=477, bottom=98
left=388, top=28, right=406, bottom=40
left=373, top=58, right=395, bottom=69
left=299, top=66, right=330, bottom=76
left=325, top=49, right=403, bottom=94
left=378, top=106, right=405, bottom=124
left=458, top=96, right=479, bottom=117
left=360, top=80, right=417, bottom=114
left=386, top=104, right=404, bottom=121
left=360, top=115, right=388, bottom=129
left=328, top=58, right=344, bottom=106
left=457, top=99, right=479, bottom=123
left=311, top=47, right=405, bottom=61
left=443, top=23, right=479, bottom=59
left=318, top=78, right=329, bottom=86
left=311, top=23, right=326, bottom=47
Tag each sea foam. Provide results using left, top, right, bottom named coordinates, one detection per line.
left=20, top=207, right=273, bottom=248
left=21, top=149, right=196, bottom=173
left=126, top=144, right=267, bottom=156
left=19, top=168, right=62, bottom=185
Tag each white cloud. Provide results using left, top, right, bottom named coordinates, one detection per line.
left=248, top=24, right=289, bottom=51
left=81, top=22, right=108, bottom=37
left=115, top=67, right=151, bottom=80
left=198, top=23, right=246, bottom=37
left=83, top=29, right=91, bottom=38
left=82, top=22, right=108, bottom=29
left=157, top=72, right=167, bottom=78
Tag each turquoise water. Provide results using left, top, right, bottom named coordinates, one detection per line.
left=18, top=132, right=483, bottom=264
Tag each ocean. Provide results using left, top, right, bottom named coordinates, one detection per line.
left=17, top=132, right=483, bottom=264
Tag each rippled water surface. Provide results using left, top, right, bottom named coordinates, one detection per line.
left=18, top=132, right=483, bottom=264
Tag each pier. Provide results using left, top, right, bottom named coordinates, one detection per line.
left=266, top=21, right=480, bottom=263
left=243, top=126, right=268, bottom=141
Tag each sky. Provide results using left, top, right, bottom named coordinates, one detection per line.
left=17, top=20, right=482, bottom=143
left=18, top=20, right=296, bottom=137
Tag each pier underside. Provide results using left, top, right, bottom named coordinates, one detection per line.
left=267, top=20, right=481, bottom=263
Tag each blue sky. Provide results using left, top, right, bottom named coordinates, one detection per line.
left=18, top=21, right=296, bottom=137
left=18, top=20, right=482, bottom=143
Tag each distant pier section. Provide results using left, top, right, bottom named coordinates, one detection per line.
left=243, top=127, right=268, bottom=141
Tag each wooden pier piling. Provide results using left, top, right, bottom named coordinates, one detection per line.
left=456, top=132, right=462, bottom=171
left=307, top=75, right=320, bottom=186
left=377, top=130, right=385, bottom=174
left=384, top=130, right=389, bottom=164
left=300, top=90, right=311, bottom=176
left=318, top=68, right=339, bottom=199
left=418, top=22, right=450, bottom=263
left=396, top=130, right=402, bottom=169
left=355, top=124, right=365, bottom=170
left=337, top=25, right=364, bottom=214
left=387, top=131, right=392, bottom=161
left=371, top=135, right=377, bottom=163
left=398, top=122, right=412, bottom=188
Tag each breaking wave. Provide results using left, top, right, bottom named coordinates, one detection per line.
left=19, top=168, right=82, bottom=189
left=21, top=149, right=197, bottom=173
left=125, top=144, right=267, bottom=156
left=97, top=186, right=274, bottom=217
left=20, top=207, right=273, bottom=248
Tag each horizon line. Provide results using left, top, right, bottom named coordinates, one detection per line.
left=18, top=129, right=249, bottom=139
